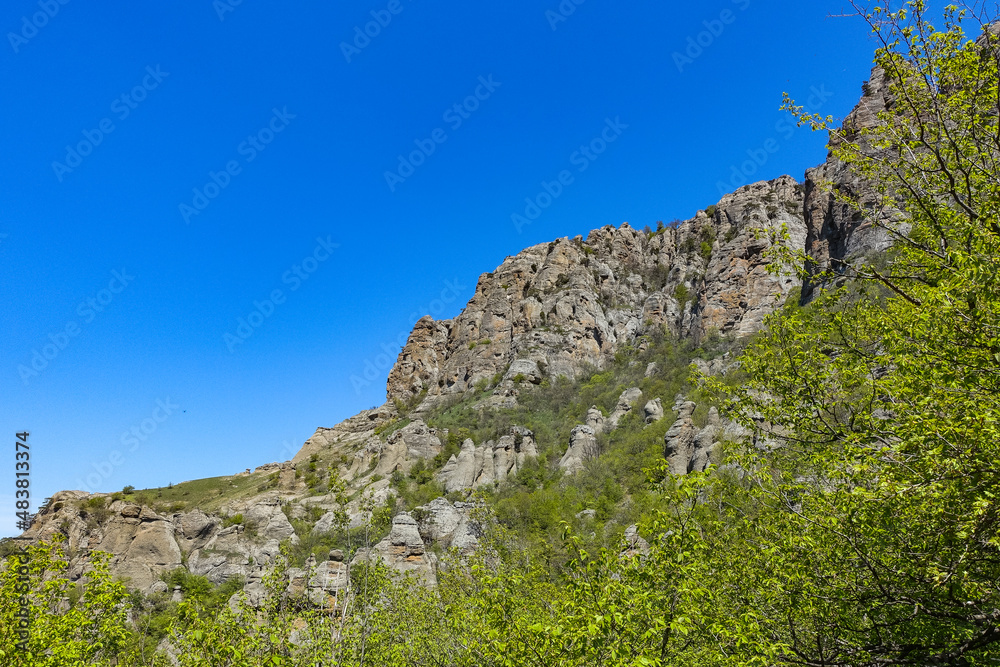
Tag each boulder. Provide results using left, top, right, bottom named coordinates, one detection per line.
left=559, top=425, right=599, bottom=474
left=644, top=398, right=664, bottom=424
left=607, top=388, right=642, bottom=430
left=504, top=359, right=543, bottom=384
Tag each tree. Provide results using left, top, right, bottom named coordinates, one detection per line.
left=0, top=538, right=136, bottom=666
left=692, top=2, right=1000, bottom=664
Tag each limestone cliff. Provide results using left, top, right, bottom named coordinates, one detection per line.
left=12, top=71, right=892, bottom=597
left=387, top=174, right=807, bottom=413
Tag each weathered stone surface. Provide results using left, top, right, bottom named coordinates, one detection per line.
left=607, top=388, right=643, bottom=430
left=414, top=498, right=481, bottom=553
left=311, top=511, right=342, bottom=536
left=388, top=419, right=443, bottom=461
left=99, top=513, right=184, bottom=591
left=437, top=427, right=538, bottom=492
left=505, top=358, right=543, bottom=384
left=560, top=425, right=599, bottom=474
left=690, top=408, right=721, bottom=473
left=385, top=179, right=809, bottom=414
left=585, top=406, right=605, bottom=432
left=664, top=401, right=721, bottom=475
left=244, top=501, right=298, bottom=544
left=802, top=67, right=899, bottom=301
left=664, top=400, right=698, bottom=475
left=356, top=513, right=437, bottom=585
left=644, top=398, right=664, bottom=424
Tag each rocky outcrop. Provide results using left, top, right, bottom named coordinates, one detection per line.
left=663, top=401, right=722, bottom=475
left=414, top=498, right=481, bottom=554
left=664, top=400, right=698, bottom=475
left=607, top=388, right=643, bottom=430
left=585, top=406, right=605, bottom=432
left=18, top=492, right=309, bottom=592
left=802, top=67, right=899, bottom=300
left=356, top=513, right=437, bottom=586
left=12, top=71, right=897, bottom=606
left=644, top=398, right=664, bottom=424
left=387, top=176, right=808, bottom=414
left=559, top=425, right=599, bottom=474
left=437, top=427, right=538, bottom=493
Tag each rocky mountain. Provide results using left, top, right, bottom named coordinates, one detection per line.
left=13, top=69, right=891, bottom=600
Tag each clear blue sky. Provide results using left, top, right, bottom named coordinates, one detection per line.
left=0, top=0, right=880, bottom=536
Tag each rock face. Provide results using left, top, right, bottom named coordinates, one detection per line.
left=559, top=425, right=599, bottom=474
left=387, top=175, right=808, bottom=414
left=358, top=513, right=437, bottom=585
left=437, top=427, right=538, bottom=493
left=802, top=67, right=899, bottom=300
left=607, top=388, right=643, bottom=430
left=644, top=398, right=664, bottom=424
left=663, top=401, right=722, bottom=475
left=414, top=498, right=481, bottom=554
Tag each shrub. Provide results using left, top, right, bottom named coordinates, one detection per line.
left=674, top=284, right=691, bottom=310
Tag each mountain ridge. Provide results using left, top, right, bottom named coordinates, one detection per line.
left=11, top=67, right=892, bottom=599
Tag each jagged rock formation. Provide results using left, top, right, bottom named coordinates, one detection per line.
left=24, top=492, right=293, bottom=592
left=285, top=550, right=349, bottom=608
left=414, top=498, right=481, bottom=554
left=644, top=398, right=664, bottom=424
left=352, top=499, right=481, bottom=584
left=663, top=400, right=723, bottom=475
left=387, top=176, right=808, bottom=414
left=607, top=388, right=643, bottom=430
left=357, top=513, right=437, bottom=586
left=802, top=67, right=899, bottom=300
left=13, top=72, right=896, bottom=603
left=438, top=427, right=538, bottom=493
left=559, top=425, right=600, bottom=474
left=585, top=406, right=605, bottom=432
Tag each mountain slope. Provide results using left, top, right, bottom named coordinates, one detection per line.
left=11, top=70, right=891, bottom=598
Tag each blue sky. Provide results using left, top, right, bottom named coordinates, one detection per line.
left=0, top=0, right=881, bottom=536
